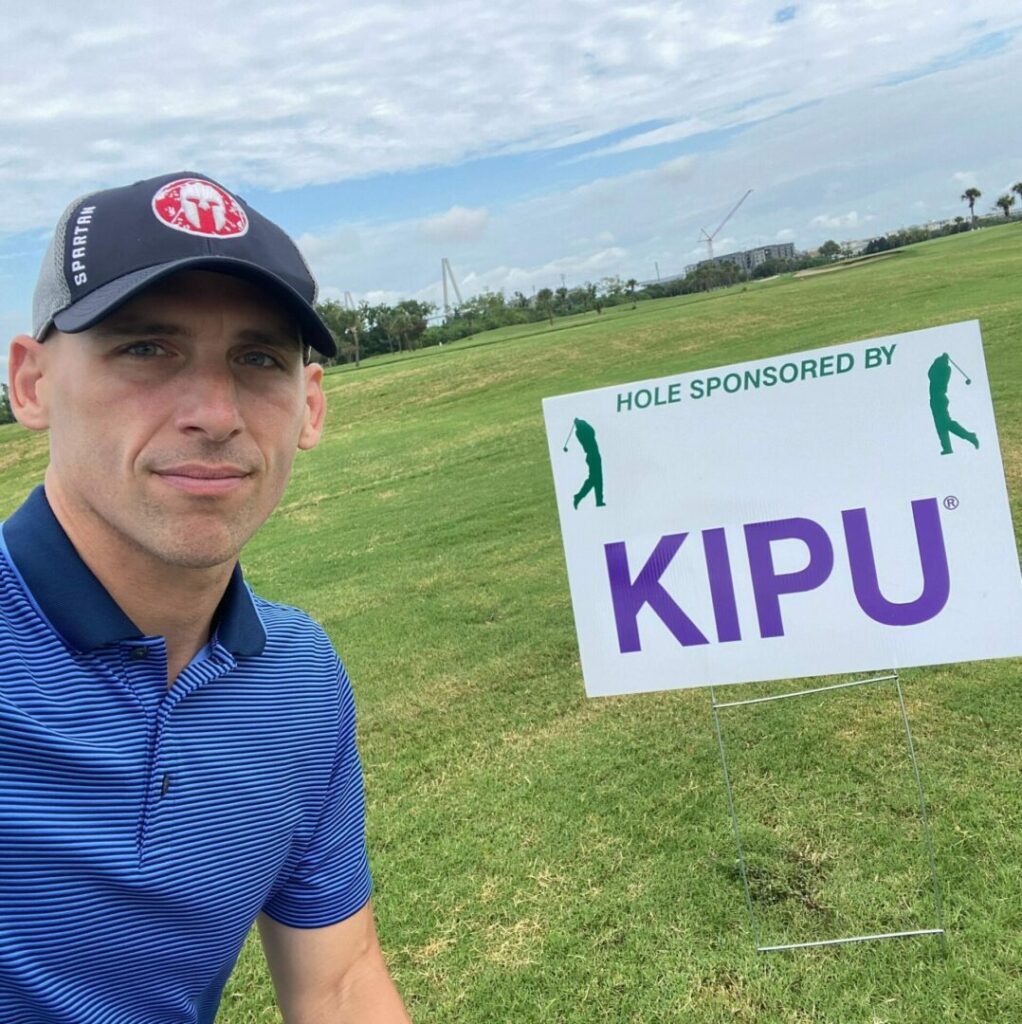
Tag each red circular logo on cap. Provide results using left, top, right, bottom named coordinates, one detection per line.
left=151, top=178, right=249, bottom=238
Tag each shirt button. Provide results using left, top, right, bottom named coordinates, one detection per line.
left=130, top=647, right=149, bottom=661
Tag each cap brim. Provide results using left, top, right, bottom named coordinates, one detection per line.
left=52, top=257, right=337, bottom=357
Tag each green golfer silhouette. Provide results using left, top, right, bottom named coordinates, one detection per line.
left=928, top=353, right=978, bottom=455
left=571, top=418, right=605, bottom=509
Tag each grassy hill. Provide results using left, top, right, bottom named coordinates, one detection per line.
left=1, top=224, right=1020, bottom=1022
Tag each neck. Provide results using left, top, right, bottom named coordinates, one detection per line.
left=44, top=474, right=233, bottom=685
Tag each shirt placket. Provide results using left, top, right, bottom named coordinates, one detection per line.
left=118, top=639, right=237, bottom=865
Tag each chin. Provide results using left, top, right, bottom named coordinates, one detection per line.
left=148, top=530, right=248, bottom=570
left=153, top=546, right=242, bottom=571
left=167, top=549, right=242, bottom=570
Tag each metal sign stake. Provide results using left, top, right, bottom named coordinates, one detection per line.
left=710, top=671, right=947, bottom=953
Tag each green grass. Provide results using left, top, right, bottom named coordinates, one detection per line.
left=2, top=224, right=1020, bottom=1022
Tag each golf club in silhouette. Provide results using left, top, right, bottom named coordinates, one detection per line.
left=948, top=356, right=971, bottom=385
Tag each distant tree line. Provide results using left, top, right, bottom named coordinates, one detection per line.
left=311, top=263, right=832, bottom=365
left=311, top=178, right=1022, bottom=366
left=863, top=180, right=1022, bottom=255
left=960, top=182, right=1022, bottom=226
left=862, top=219, right=972, bottom=255
left=0, top=384, right=15, bottom=426
left=315, top=298, right=435, bottom=365
left=314, top=277, right=648, bottom=365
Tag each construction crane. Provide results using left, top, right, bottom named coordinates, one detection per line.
left=441, top=257, right=463, bottom=316
left=343, top=291, right=361, bottom=368
left=700, top=189, right=753, bottom=261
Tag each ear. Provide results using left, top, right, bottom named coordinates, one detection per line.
left=7, top=334, right=51, bottom=431
left=297, top=362, right=326, bottom=451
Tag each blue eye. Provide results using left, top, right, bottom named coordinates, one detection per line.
left=123, top=341, right=167, bottom=357
left=239, top=351, right=282, bottom=369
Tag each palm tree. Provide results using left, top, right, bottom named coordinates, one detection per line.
left=1013, top=182, right=1022, bottom=211
left=961, top=187, right=982, bottom=227
left=995, top=194, right=1015, bottom=219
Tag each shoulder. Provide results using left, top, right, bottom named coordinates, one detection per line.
left=251, top=592, right=334, bottom=649
left=246, top=591, right=352, bottom=694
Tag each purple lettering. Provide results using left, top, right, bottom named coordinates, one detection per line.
left=842, top=498, right=950, bottom=626
left=744, top=517, right=834, bottom=638
left=702, top=528, right=741, bottom=642
left=604, top=534, right=709, bottom=653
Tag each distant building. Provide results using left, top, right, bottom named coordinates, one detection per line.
left=839, top=239, right=871, bottom=256
left=685, top=242, right=796, bottom=275
left=719, top=243, right=795, bottom=272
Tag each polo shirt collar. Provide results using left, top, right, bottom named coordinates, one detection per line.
left=2, top=485, right=265, bottom=657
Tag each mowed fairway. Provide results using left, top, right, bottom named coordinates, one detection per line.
left=2, top=225, right=1020, bottom=1022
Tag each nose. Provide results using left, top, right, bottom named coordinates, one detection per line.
left=173, top=366, right=245, bottom=442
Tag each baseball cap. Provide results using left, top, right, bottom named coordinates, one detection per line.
left=32, top=171, right=337, bottom=357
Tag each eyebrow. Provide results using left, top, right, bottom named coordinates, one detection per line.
left=92, top=321, right=190, bottom=339
left=234, top=328, right=303, bottom=352
left=92, top=321, right=302, bottom=351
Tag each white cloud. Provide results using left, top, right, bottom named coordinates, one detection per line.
left=286, top=35, right=1021, bottom=305
left=2, top=0, right=1021, bottom=339
left=653, top=155, right=698, bottom=184
left=418, top=248, right=631, bottom=309
left=808, top=211, right=876, bottom=230
left=709, top=235, right=739, bottom=256
left=315, top=247, right=632, bottom=312
left=578, top=119, right=715, bottom=160
left=416, top=206, right=490, bottom=243
left=2, top=1, right=1020, bottom=234
left=952, top=171, right=978, bottom=187
left=362, top=289, right=409, bottom=307
left=295, top=148, right=730, bottom=300
left=460, top=248, right=628, bottom=296
left=297, top=226, right=364, bottom=264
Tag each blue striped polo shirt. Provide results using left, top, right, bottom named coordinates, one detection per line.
left=0, top=486, right=372, bottom=1024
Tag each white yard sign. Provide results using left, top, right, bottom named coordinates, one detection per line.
left=543, top=321, right=1022, bottom=697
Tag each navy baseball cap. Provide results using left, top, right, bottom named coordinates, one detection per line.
left=32, top=171, right=337, bottom=357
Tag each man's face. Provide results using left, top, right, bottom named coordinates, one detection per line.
left=30, top=269, right=325, bottom=570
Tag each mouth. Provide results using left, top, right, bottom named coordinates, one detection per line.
left=153, top=464, right=253, bottom=496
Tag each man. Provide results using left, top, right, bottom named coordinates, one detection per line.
left=570, top=417, right=605, bottom=509
left=0, top=172, right=411, bottom=1023
left=927, top=351, right=978, bottom=455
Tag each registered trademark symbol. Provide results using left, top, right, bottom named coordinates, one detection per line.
left=944, top=495, right=959, bottom=510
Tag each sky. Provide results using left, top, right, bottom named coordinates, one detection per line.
left=2, top=0, right=1021, bottom=373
